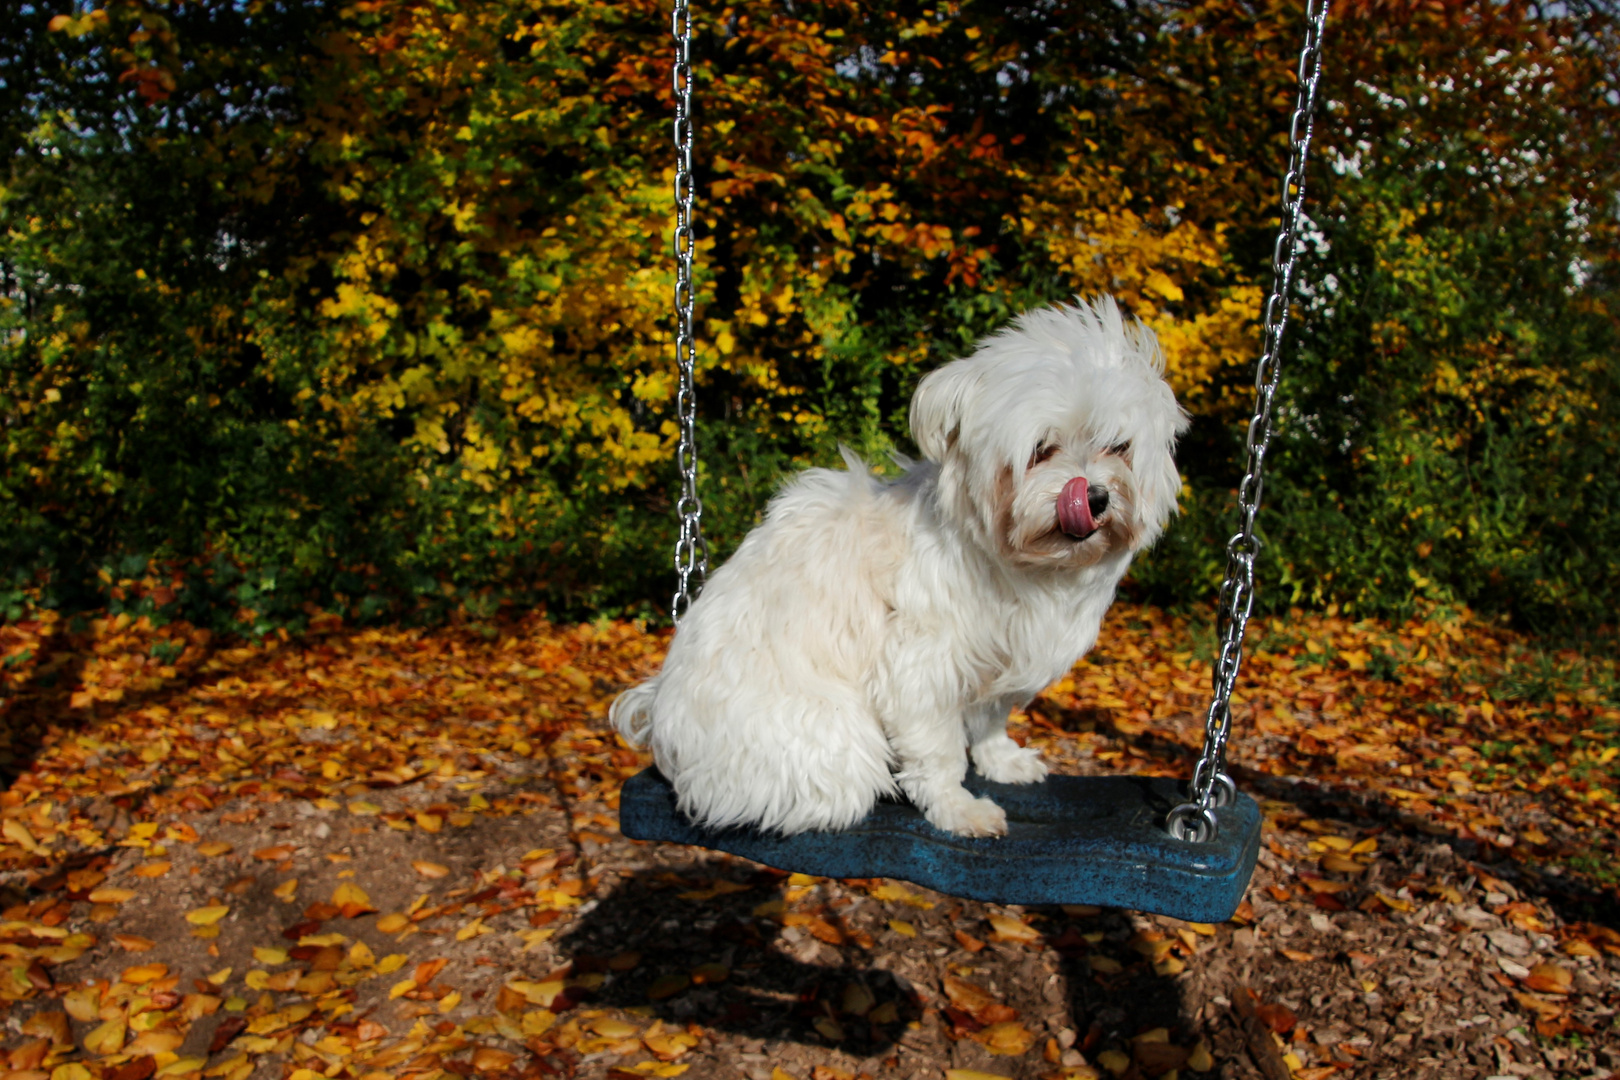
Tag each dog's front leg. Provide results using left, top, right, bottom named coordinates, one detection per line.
left=967, top=697, right=1049, bottom=785
left=874, top=646, right=1008, bottom=838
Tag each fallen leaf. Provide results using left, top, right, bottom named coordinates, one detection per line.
left=1254, top=1002, right=1297, bottom=1033
left=954, top=928, right=986, bottom=952
left=973, top=1020, right=1035, bottom=1056
left=986, top=912, right=1041, bottom=943
left=185, top=905, right=230, bottom=926
left=89, top=887, right=137, bottom=904
left=471, top=1048, right=516, bottom=1073
left=412, top=860, right=450, bottom=879
left=332, top=881, right=375, bottom=916
left=648, top=973, right=690, bottom=1000
left=132, top=862, right=171, bottom=878
left=121, top=963, right=169, bottom=984
left=1095, top=1049, right=1131, bottom=1076
left=83, top=1018, right=127, bottom=1056
left=1524, top=963, right=1574, bottom=995
left=868, top=882, right=935, bottom=909
left=113, top=934, right=157, bottom=952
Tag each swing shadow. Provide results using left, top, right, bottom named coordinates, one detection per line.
left=549, top=865, right=924, bottom=1058
left=548, top=859, right=1228, bottom=1075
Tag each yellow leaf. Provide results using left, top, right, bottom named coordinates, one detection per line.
left=122, top=963, right=169, bottom=984
left=377, top=912, right=410, bottom=933
left=888, top=919, right=916, bottom=938
left=128, top=1031, right=183, bottom=1055
left=388, top=978, right=417, bottom=999
left=273, top=879, right=298, bottom=902
left=587, top=1017, right=639, bottom=1039
left=3, top=819, right=38, bottom=851
left=133, top=861, right=171, bottom=878
left=252, top=947, right=288, bottom=965
left=83, top=1018, right=127, bottom=1055
left=332, top=882, right=370, bottom=906
left=196, top=842, right=234, bottom=857
left=185, top=905, right=230, bottom=926
left=88, top=887, right=136, bottom=905
left=376, top=954, right=409, bottom=975
left=1097, top=1049, right=1132, bottom=1076
left=985, top=913, right=1040, bottom=943
left=974, top=1020, right=1035, bottom=1056
left=63, top=987, right=101, bottom=1022
left=869, top=882, right=935, bottom=909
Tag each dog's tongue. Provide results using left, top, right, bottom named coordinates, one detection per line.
left=1058, top=476, right=1095, bottom=538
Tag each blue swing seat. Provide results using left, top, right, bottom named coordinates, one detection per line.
left=619, top=767, right=1260, bottom=923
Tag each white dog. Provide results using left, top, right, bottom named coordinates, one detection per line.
left=611, top=297, right=1187, bottom=837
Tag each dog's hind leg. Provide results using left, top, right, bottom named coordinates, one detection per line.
left=651, top=681, right=896, bottom=835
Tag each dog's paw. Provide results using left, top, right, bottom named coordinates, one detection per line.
left=925, top=790, right=1008, bottom=838
left=973, top=738, right=1049, bottom=785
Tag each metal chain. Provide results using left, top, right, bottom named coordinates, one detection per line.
left=670, top=0, right=708, bottom=623
left=1167, top=0, right=1330, bottom=844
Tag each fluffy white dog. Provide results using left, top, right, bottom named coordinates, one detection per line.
left=611, top=297, right=1188, bottom=837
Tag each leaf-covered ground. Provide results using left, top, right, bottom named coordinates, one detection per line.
left=0, top=604, right=1616, bottom=1080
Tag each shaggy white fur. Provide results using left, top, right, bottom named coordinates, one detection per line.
left=611, top=297, right=1188, bottom=837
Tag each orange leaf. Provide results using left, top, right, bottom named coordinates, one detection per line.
left=1523, top=963, right=1573, bottom=995
left=413, top=958, right=448, bottom=986
left=121, top=963, right=169, bottom=985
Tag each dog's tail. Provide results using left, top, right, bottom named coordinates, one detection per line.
left=608, top=679, right=658, bottom=747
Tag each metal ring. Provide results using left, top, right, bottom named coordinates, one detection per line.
left=1166, top=803, right=1219, bottom=844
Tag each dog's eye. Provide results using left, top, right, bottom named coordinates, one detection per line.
left=1029, top=442, right=1059, bottom=467
left=1107, top=441, right=1133, bottom=457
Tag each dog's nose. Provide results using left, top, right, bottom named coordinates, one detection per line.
left=1088, top=486, right=1110, bottom=519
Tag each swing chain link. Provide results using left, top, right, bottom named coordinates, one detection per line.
left=670, top=0, right=709, bottom=624
left=1168, top=0, right=1329, bottom=845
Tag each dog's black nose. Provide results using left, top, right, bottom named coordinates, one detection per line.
left=1088, top=486, right=1110, bottom=518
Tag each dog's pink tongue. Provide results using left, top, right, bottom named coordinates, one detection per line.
left=1058, top=476, right=1095, bottom=537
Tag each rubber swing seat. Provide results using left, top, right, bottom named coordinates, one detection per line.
left=619, top=767, right=1261, bottom=923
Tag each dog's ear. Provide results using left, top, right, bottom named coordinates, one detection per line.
left=910, top=359, right=981, bottom=463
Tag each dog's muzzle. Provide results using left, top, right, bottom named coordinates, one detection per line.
left=1058, top=476, right=1109, bottom=538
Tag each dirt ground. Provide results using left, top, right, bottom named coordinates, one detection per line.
left=0, top=608, right=1615, bottom=1080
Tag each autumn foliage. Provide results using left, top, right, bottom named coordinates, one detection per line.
left=1, top=0, right=1617, bottom=629
left=0, top=600, right=1614, bottom=1075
